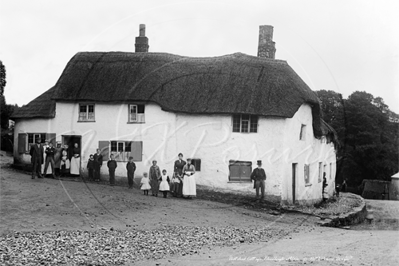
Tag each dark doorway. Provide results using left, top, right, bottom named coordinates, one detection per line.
left=62, top=135, right=82, bottom=160
left=292, top=163, right=297, bottom=204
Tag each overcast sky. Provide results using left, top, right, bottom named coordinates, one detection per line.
left=1, top=0, right=398, bottom=113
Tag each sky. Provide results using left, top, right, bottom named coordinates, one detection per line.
left=1, top=0, right=398, bottom=113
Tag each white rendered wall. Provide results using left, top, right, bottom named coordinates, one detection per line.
left=279, top=104, right=336, bottom=204
left=14, top=102, right=336, bottom=204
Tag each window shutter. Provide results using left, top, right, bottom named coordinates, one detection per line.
left=18, top=133, right=27, bottom=153
left=46, top=133, right=56, bottom=145
left=131, top=141, right=143, bottom=161
left=99, top=141, right=109, bottom=160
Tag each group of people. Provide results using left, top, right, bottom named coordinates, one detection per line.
left=139, top=153, right=197, bottom=199
left=85, top=151, right=197, bottom=199
left=29, top=138, right=81, bottom=179
left=31, top=139, right=265, bottom=201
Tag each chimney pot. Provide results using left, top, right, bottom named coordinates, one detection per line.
left=135, top=24, right=149, bottom=53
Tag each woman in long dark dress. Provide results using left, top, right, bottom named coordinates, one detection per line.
left=173, top=153, right=186, bottom=198
left=149, top=160, right=161, bottom=196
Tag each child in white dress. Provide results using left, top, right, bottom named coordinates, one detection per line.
left=140, top=172, right=151, bottom=195
left=159, top=169, right=170, bottom=198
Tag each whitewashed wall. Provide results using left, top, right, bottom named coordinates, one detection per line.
left=14, top=102, right=336, bottom=205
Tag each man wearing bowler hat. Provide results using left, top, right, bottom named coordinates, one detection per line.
left=250, top=160, right=267, bottom=200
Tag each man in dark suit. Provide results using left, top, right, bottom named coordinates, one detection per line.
left=43, top=141, right=56, bottom=178
left=30, top=138, right=44, bottom=179
left=250, top=160, right=267, bottom=200
left=93, top=148, right=103, bottom=182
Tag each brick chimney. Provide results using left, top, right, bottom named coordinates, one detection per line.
left=135, top=24, right=149, bottom=52
left=257, top=25, right=276, bottom=59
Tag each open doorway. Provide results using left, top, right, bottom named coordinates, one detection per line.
left=62, top=135, right=82, bottom=176
left=292, top=163, right=297, bottom=204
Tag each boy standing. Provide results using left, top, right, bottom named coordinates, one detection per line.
left=87, top=154, right=94, bottom=180
left=126, top=156, right=136, bottom=189
left=107, top=154, right=117, bottom=186
left=93, top=149, right=103, bottom=182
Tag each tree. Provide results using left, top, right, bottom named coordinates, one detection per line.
left=316, top=90, right=399, bottom=188
left=0, top=60, right=5, bottom=96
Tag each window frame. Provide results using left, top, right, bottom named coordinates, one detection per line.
left=109, top=140, right=142, bottom=162
left=78, top=103, right=95, bottom=122
left=188, top=158, right=201, bottom=172
left=26, top=133, right=46, bottom=152
left=232, top=114, right=258, bottom=133
left=128, top=104, right=145, bottom=123
left=299, top=124, right=306, bottom=140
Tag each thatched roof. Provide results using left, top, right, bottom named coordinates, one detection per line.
left=12, top=51, right=325, bottom=137
left=11, top=86, right=56, bottom=119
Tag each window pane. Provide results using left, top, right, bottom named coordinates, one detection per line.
left=80, top=105, right=87, bottom=113
left=110, top=141, right=117, bottom=152
left=250, top=115, right=258, bottom=133
left=137, top=104, right=145, bottom=113
left=79, top=113, right=86, bottom=121
left=118, top=142, right=124, bottom=152
left=88, top=105, right=94, bottom=113
left=125, top=142, right=132, bottom=152
left=241, top=120, right=249, bottom=132
left=242, top=114, right=250, bottom=121
left=88, top=112, right=95, bottom=120
left=232, top=115, right=241, bottom=132
left=130, top=105, right=137, bottom=113
left=28, top=134, right=33, bottom=144
left=40, top=134, right=46, bottom=143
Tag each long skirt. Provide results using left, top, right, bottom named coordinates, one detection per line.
left=150, top=179, right=159, bottom=195
left=182, top=174, right=196, bottom=197
left=70, top=157, right=80, bottom=175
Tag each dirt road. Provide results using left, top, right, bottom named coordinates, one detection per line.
left=1, top=153, right=398, bottom=265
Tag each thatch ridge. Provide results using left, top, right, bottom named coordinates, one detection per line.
left=12, top=51, right=326, bottom=137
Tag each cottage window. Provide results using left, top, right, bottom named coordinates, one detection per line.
left=188, top=158, right=201, bottom=171
left=109, top=140, right=142, bottom=162
left=232, top=115, right=258, bottom=133
left=78, top=104, right=95, bottom=122
left=299, top=124, right=306, bottom=140
left=228, top=160, right=252, bottom=182
left=304, top=164, right=310, bottom=185
left=129, top=104, right=145, bottom=123
left=18, top=133, right=55, bottom=153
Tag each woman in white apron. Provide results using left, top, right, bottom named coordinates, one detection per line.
left=182, top=158, right=196, bottom=199
left=70, top=143, right=80, bottom=176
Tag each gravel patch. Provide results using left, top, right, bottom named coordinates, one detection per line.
left=0, top=226, right=282, bottom=265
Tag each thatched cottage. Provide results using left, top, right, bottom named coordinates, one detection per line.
left=11, top=25, right=336, bottom=205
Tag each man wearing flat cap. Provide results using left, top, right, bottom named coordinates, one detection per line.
left=250, top=160, right=267, bottom=200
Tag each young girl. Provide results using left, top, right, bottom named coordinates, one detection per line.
left=140, top=172, right=151, bottom=195
left=159, top=169, right=170, bottom=198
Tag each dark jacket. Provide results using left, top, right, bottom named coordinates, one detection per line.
left=126, top=161, right=136, bottom=173
left=93, top=153, right=103, bottom=168
left=45, top=146, right=56, bottom=159
left=107, top=160, right=117, bottom=170
left=87, top=159, right=94, bottom=169
left=30, top=143, right=43, bottom=164
left=250, top=168, right=266, bottom=181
